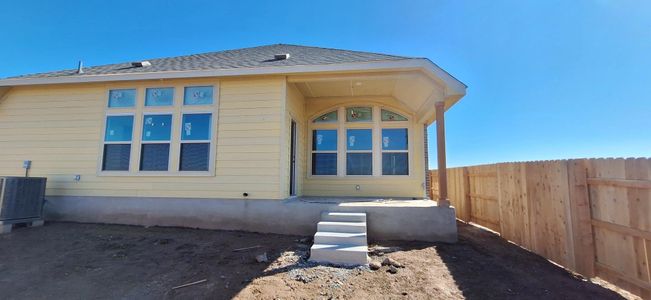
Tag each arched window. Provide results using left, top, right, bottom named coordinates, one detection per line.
left=381, top=109, right=407, bottom=121
left=313, top=111, right=338, bottom=123
left=310, top=106, right=410, bottom=176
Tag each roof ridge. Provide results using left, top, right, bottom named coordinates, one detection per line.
left=270, top=43, right=413, bottom=59
left=142, top=43, right=413, bottom=62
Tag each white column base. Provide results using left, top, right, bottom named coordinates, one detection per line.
left=0, top=224, right=12, bottom=234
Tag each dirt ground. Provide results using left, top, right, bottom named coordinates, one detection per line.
left=0, top=221, right=632, bottom=300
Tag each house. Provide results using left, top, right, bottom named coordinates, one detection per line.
left=0, top=44, right=466, bottom=244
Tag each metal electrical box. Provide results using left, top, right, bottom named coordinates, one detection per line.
left=0, top=177, right=47, bottom=223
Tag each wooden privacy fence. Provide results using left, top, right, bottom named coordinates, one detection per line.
left=430, top=158, right=651, bottom=298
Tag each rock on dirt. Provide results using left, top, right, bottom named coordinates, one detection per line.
left=369, top=261, right=381, bottom=270
left=387, top=266, right=398, bottom=274
left=381, top=257, right=404, bottom=268
left=255, top=252, right=268, bottom=263
left=369, top=245, right=400, bottom=256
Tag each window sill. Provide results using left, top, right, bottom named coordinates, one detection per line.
left=307, top=174, right=412, bottom=179
left=97, top=171, right=214, bottom=177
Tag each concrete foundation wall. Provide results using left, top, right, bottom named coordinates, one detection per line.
left=44, top=196, right=457, bottom=243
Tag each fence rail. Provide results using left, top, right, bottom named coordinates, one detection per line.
left=430, top=158, right=651, bottom=298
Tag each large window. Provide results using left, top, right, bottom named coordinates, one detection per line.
left=311, top=129, right=337, bottom=175
left=102, top=115, right=134, bottom=171
left=180, top=113, right=212, bottom=171
left=381, top=128, right=409, bottom=175
left=101, top=86, right=215, bottom=175
left=346, top=129, right=372, bottom=175
left=140, top=114, right=172, bottom=171
left=310, top=106, right=409, bottom=177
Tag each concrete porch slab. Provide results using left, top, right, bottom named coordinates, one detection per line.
left=44, top=196, right=457, bottom=242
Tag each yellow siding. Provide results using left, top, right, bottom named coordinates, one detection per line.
left=0, top=76, right=427, bottom=200
left=301, top=96, right=427, bottom=198
left=0, top=77, right=285, bottom=199
left=281, top=83, right=306, bottom=197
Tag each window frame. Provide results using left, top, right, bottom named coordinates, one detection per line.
left=308, top=105, right=412, bottom=178
left=100, top=113, right=135, bottom=174
left=381, top=128, right=409, bottom=175
left=97, top=82, right=219, bottom=177
left=345, top=128, right=373, bottom=176
left=107, top=88, right=137, bottom=108
left=178, top=111, right=213, bottom=173
left=138, top=112, right=173, bottom=172
left=310, top=128, right=338, bottom=176
left=144, top=87, right=175, bottom=107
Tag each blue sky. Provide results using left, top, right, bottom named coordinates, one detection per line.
left=1, top=1, right=649, bottom=168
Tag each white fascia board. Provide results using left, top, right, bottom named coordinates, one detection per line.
left=420, top=59, right=467, bottom=97
left=0, top=59, right=468, bottom=96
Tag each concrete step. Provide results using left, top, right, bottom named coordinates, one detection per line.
left=320, top=212, right=367, bottom=222
left=310, top=244, right=369, bottom=265
left=317, top=221, right=367, bottom=234
left=314, top=231, right=367, bottom=246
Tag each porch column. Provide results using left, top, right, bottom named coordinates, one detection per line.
left=435, top=101, right=450, bottom=207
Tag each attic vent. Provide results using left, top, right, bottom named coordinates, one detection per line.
left=274, top=53, right=290, bottom=60
left=131, top=61, right=152, bottom=67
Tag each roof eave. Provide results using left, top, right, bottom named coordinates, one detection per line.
left=0, top=59, right=467, bottom=97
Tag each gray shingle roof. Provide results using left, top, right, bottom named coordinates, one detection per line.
left=8, top=44, right=413, bottom=79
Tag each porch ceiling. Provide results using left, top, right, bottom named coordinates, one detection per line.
left=288, top=70, right=457, bottom=124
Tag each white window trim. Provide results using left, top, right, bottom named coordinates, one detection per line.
left=98, top=112, right=135, bottom=175
left=308, top=105, right=413, bottom=178
left=380, top=128, right=410, bottom=176
left=310, top=127, right=338, bottom=177
left=178, top=111, right=215, bottom=174
left=97, top=82, right=219, bottom=177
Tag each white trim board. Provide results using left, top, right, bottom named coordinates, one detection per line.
left=0, top=59, right=466, bottom=97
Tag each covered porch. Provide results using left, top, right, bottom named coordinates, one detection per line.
left=285, top=66, right=464, bottom=207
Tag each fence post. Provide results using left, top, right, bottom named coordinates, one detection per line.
left=567, top=159, right=596, bottom=277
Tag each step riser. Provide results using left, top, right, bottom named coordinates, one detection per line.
left=321, top=213, right=366, bottom=222
left=314, top=235, right=367, bottom=246
left=311, top=211, right=369, bottom=266
left=310, top=249, right=368, bottom=265
left=317, top=223, right=366, bottom=234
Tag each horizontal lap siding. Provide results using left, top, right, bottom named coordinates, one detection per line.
left=0, top=86, right=104, bottom=179
left=282, top=83, right=306, bottom=197
left=0, top=78, right=284, bottom=199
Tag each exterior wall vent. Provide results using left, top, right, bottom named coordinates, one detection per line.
left=274, top=53, right=290, bottom=60
left=131, top=61, right=152, bottom=67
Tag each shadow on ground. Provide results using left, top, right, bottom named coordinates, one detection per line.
left=433, top=222, right=625, bottom=299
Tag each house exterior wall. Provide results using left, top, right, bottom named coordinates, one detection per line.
left=0, top=76, right=427, bottom=200
left=280, top=82, right=307, bottom=197
left=301, top=96, right=427, bottom=198
left=0, top=77, right=286, bottom=199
